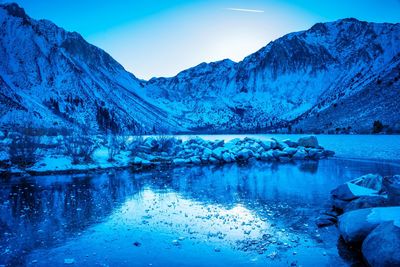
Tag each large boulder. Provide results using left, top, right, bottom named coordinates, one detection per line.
left=349, top=174, right=383, bottom=191
left=331, top=182, right=379, bottom=201
left=292, top=149, right=307, bottom=160
left=362, top=220, right=400, bottom=267
left=260, top=139, right=276, bottom=150
left=383, top=175, right=400, bottom=205
left=212, top=147, right=225, bottom=160
left=297, top=136, right=319, bottom=148
left=344, top=195, right=389, bottom=212
left=338, top=207, right=400, bottom=243
left=236, top=149, right=254, bottom=161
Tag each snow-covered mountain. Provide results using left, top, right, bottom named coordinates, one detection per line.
left=0, top=3, right=183, bottom=134
left=1, top=3, right=399, bottom=134
left=146, top=18, right=400, bottom=133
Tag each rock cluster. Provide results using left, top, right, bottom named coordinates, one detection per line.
left=130, top=136, right=334, bottom=167
left=326, top=174, right=400, bottom=266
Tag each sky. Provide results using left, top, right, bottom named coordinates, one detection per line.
left=7, top=0, right=400, bottom=80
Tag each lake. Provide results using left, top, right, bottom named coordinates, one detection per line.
left=1, top=135, right=400, bottom=266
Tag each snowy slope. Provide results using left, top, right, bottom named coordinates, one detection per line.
left=1, top=3, right=399, bottom=134
left=0, top=3, right=183, bottom=134
left=146, top=18, right=400, bottom=133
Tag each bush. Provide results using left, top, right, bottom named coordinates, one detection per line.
left=373, top=120, right=384, bottom=133
left=127, top=136, right=145, bottom=157
left=8, top=129, right=40, bottom=167
left=107, top=134, right=129, bottom=162
left=64, top=133, right=97, bottom=164
left=155, top=136, right=179, bottom=153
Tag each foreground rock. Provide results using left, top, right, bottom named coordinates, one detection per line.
left=326, top=173, right=400, bottom=266
left=362, top=221, right=400, bottom=267
left=338, top=207, right=400, bottom=243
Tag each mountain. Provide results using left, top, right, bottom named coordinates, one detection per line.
left=145, top=18, right=400, bottom=133
left=0, top=3, right=183, bottom=134
left=1, top=3, right=399, bottom=134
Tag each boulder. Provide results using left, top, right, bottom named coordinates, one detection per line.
left=260, top=150, right=275, bottom=161
left=297, top=136, right=319, bottom=148
left=338, top=207, right=400, bottom=243
left=292, top=149, right=307, bottom=160
left=173, top=158, right=186, bottom=165
left=212, top=147, right=225, bottom=160
left=349, top=174, right=383, bottom=191
left=283, top=147, right=297, bottom=156
left=190, top=156, right=202, bottom=165
left=260, top=139, right=276, bottom=150
left=316, top=214, right=337, bottom=227
left=222, top=152, right=234, bottom=163
left=344, top=195, right=389, bottom=212
left=236, top=149, right=254, bottom=161
left=362, top=221, right=400, bottom=267
left=282, top=139, right=298, bottom=148
left=331, top=182, right=379, bottom=201
left=383, top=175, right=400, bottom=205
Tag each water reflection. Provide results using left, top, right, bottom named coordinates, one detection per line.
left=0, top=159, right=399, bottom=266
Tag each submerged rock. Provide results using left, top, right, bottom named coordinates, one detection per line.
left=362, top=221, right=400, bottom=267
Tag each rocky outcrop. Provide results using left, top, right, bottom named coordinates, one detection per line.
left=324, top=173, right=400, bottom=267
left=130, top=136, right=334, bottom=168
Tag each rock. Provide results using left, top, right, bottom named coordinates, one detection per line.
left=144, top=137, right=158, bottom=149
left=338, top=207, right=400, bottom=243
left=173, top=158, right=186, bottom=165
left=316, top=214, right=337, bottom=227
left=331, top=182, right=379, bottom=201
left=133, top=241, right=141, bottom=247
left=133, top=157, right=144, bottom=165
left=298, top=136, right=319, bottom=148
left=307, top=148, right=321, bottom=159
left=331, top=197, right=350, bottom=210
left=344, top=195, right=389, bottom=212
left=64, top=258, right=75, bottom=264
left=283, top=147, right=297, bottom=156
left=362, top=221, right=400, bottom=267
left=292, top=149, right=307, bottom=160
left=279, top=156, right=292, bottom=163
left=323, top=150, right=335, bottom=157
left=190, top=156, right=202, bottom=165
left=212, top=140, right=224, bottom=149
left=260, top=150, right=275, bottom=161
left=236, top=149, right=254, bottom=161
left=383, top=175, right=400, bottom=205
left=209, top=157, right=218, bottom=164
left=349, top=174, right=383, bottom=191
left=282, top=139, right=298, bottom=148
left=272, top=150, right=288, bottom=159
left=222, top=152, right=234, bottom=163
left=212, top=147, right=225, bottom=160
left=203, top=148, right=212, bottom=157
left=260, top=139, right=276, bottom=150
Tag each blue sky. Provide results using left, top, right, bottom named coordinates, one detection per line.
left=8, top=0, right=400, bottom=79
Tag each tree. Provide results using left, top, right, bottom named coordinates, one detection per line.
left=373, top=120, right=384, bottom=133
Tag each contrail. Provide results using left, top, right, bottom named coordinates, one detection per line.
left=226, top=8, right=264, bottom=13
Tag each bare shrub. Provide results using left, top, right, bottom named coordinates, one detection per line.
left=127, top=136, right=145, bottom=157
left=155, top=135, right=179, bottom=153
left=64, top=133, right=97, bottom=164
left=8, top=128, right=40, bottom=167
left=107, top=134, right=129, bottom=162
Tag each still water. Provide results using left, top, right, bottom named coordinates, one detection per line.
left=1, top=158, right=400, bottom=266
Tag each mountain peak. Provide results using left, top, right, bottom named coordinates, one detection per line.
left=0, top=2, right=28, bottom=19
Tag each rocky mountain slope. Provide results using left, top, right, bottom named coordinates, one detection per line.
left=1, top=3, right=399, bottom=134
left=0, top=3, right=183, bottom=134
left=146, top=18, right=400, bottom=133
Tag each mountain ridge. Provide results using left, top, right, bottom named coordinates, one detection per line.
left=1, top=2, right=399, bottom=134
